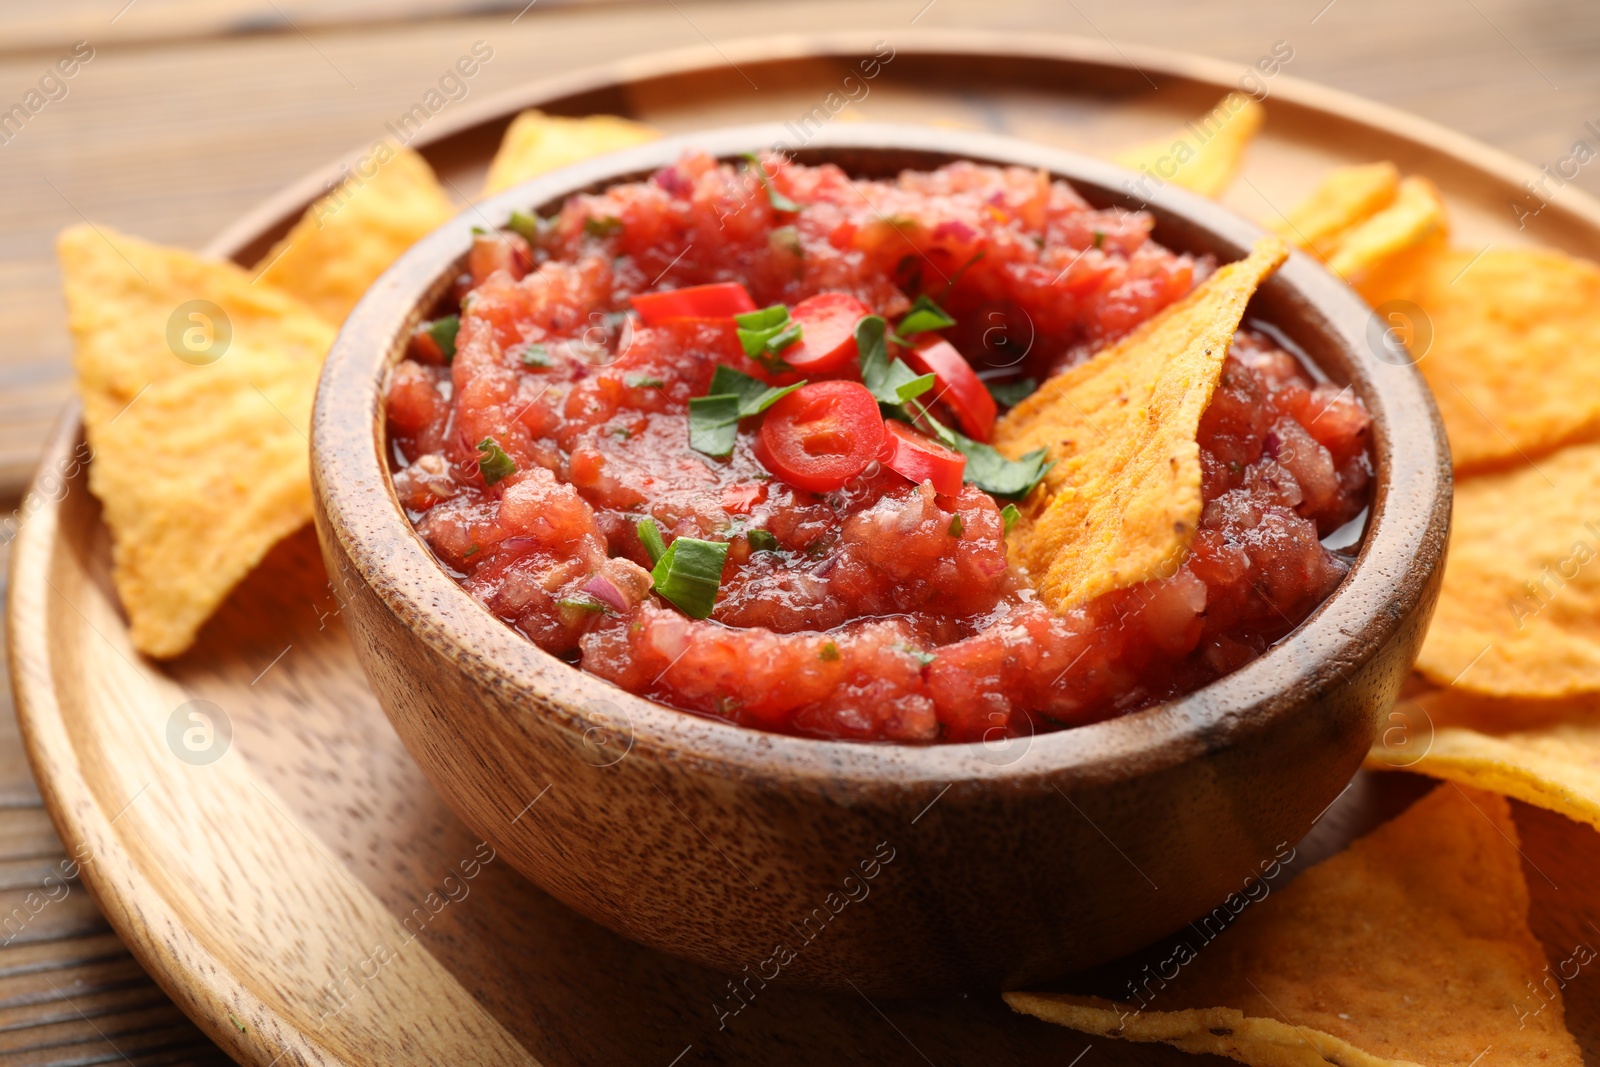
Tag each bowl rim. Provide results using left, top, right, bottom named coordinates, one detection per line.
left=311, top=121, right=1451, bottom=795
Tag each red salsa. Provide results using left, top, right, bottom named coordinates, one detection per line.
left=386, top=153, right=1372, bottom=743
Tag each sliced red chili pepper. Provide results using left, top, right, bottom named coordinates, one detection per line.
left=879, top=420, right=967, bottom=496
left=758, top=381, right=885, bottom=493
left=629, top=282, right=757, bottom=325
left=904, top=337, right=997, bottom=442
left=779, top=292, right=872, bottom=375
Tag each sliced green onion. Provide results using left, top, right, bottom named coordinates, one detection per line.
left=741, top=153, right=803, bottom=213
left=893, top=294, right=956, bottom=340
left=508, top=210, right=544, bottom=242
left=818, top=641, right=840, bottom=662
left=747, top=529, right=779, bottom=552
left=650, top=537, right=730, bottom=619
left=584, top=216, right=623, bottom=237
left=427, top=315, right=460, bottom=364
left=637, top=518, right=667, bottom=565
left=519, top=342, right=552, bottom=368
left=985, top=377, right=1036, bottom=408
left=475, top=438, right=516, bottom=486
left=1000, top=503, right=1021, bottom=534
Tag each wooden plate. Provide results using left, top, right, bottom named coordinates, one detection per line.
left=12, top=31, right=1600, bottom=1066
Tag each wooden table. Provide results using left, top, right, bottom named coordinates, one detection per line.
left=1, top=1, right=1597, bottom=1062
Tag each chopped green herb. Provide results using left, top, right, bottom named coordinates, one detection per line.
left=470, top=225, right=488, bottom=236
left=518, top=342, right=552, bottom=368
left=651, top=536, right=730, bottom=619
left=948, top=514, right=964, bottom=537
left=228, top=1013, right=247, bottom=1034
left=938, top=250, right=986, bottom=300
left=687, top=367, right=806, bottom=457
left=741, top=152, right=803, bottom=212
left=818, top=641, right=841, bottom=662
left=637, top=518, right=667, bottom=565
left=608, top=425, right=632, bottom=439
left=584, top=215, right=623, bottom=238
left=626, top=374, right=666, bottom=389
left=893, top=294, right=956, bottom=341
left=1092, top=229, right=1105, bottom=249
left=1000, top=503, right=1021, bottom=534
left=747, top=528, right=779, bottom=552
left=475, top=437, right=516, bottom=486
left=463, top=544, right=481, bottom=559
left=770, top=224, right=804, bottom=257
left=556, top=595, right=610, bottom=615
left=734, top=304, right=804, bottom=370
left=507, top=210, right=544, bottom=242
left=953, top=431, right=1053, bottom=499
left=901, top=644, right=937, bottom=667
left=985, top=377, right=1037, bottom=408
left=856, top=315, right=936, bottom=404
left=427, top=315, right=460, bottom=364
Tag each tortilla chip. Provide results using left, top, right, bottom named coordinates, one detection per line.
left=59, top=224, right=334, bottom=658
left=1368, top=689, right=1600, bottom=832
left=482, top=110, right=660, bottom=197
left=1267, top=161, right=1399, bottom=260
left=1006, top=784, right=1581, bottom=1067
left=1361, top=243, right=1600, bottom=471
left=1415, top=441, right=1600, bottom=696
left=994, top=237, right=1288, bottom=610
left=253, top=143, right=455, bottom=324
left=1323, top=175, right=1448, bottom=282
left=1113, top=93, right=1265, bottom=198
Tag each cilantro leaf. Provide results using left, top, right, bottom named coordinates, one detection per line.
left=952, top=432, right=1053, bottom=499
left=427, top=315, right=460, bottom=364
left=742, top=153, right=803, bottom=213
left=856, top=315, right=936, bottom=404
left=475, top=437, right=516, bottom=486
left=651, top=537, right=730, bottom=619
left=735, top=304, right=803, bottom=370
left=985, top=377, right=1037, bottom=408
left=893, top=294, right=956, bottom=341
left=688, top=366, right=805, bottom=457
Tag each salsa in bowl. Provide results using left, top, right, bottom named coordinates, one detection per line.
left=385, top=145, right=1372, bottom=744
left=311, top=124, right=1448, bottom=993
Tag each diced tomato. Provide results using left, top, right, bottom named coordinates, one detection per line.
left=779, top=292, right=871, bottom=375
left=904, top=338, right=997, bottom=441
left=630, top=282, right=757, bottom=324
left=720, top=482, right=767, bottom=513
left=879, top=420, right=967, bottom=496
left=758, top=381, right=885, bottom=493
left=468, top=231, right=533, bottom=287
left=408, top=323, right=446, bottom=365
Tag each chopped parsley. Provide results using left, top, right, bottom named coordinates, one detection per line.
left=734, top=304, right=804, bottom=371
left=892, top=294, right=956, bottom=342
left=475, top=437, right=516, bottom=486
left=651, top=536, right=730, bottom=619
left=636, top=518, right=667, bottom=565
left=584, top=215, right=623, bottom=238
left=1000, top=503, right=1021, bottom=534
left=742, top=153, right=803, bottom=213
left=855, top=315, right=935, bottom=404
left=747, top=528, right=780, bottom=552
left=426, top=315, right=460, bottom=364
left=518, top=342, right=552, bottom=368
left=818, top=641, right=841, bottom=662
left=688, top=365, right=805, bottom=457
left=985, top=377, right=1037, bottom=408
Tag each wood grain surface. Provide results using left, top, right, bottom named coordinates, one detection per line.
left=4, top=3, right=1600, bottom=1065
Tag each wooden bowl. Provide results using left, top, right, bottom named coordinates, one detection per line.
left=310, top=122, right=1451, bottom=997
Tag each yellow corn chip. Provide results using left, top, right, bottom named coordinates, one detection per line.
left=59, top=224, right=335, bottom=658
left=482, top=110, right=660, bottom=197
left=1362, top=243, right=1600, bottom=471
left=1416, top=440, right=1600, bottom=696
left=1323, top=175, right=1448, bottom=282
left=1113, top=93, right=1266, bottom=198
left=1368, top=689, right=1600, bottom=832
left=1267, top=161, right=1400, bottom=259
left=1006, top=784, right=1581, bottom=1067
left=253, top=143, right=455, bottom=324
left=994, top=237, right=1288, bottom=610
